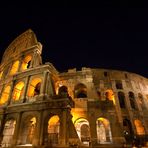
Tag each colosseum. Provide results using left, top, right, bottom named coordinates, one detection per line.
left=0, top=29, right=148, bottom=148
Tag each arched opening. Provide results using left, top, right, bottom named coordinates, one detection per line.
left=74, top=118, right=90, bottom=146
left=21, top=117, right=36, bottom=145
left=105, top=89, right=115, bottom=104
left=129, top=92, right=137, bottom=109
left=134, top=119, right=145, bottom=135
left=96, top=118, right=112, bottom=144
left=9, top=60, right=20, bottom=75
left=118, top=92, right=126, bottom=108
left=138, top=93, right=146, bottom=110
left=21, top=55, right=32, bottom=71
left=74, top=83, right=87, bottom=98
left=97, top=91, right=101, bottom=100
left=47, top=115, right=60, bottom=145
left=12, top=81, right=24, bottom=101
left=0, top=85, right=11, bottom=105
left=104, top=71, right=108, bottom=77
left=58, top=86, right=69, bottom=98
left=28, top=78, right=42, bottom=97
left=123, top=119, right=133, bottom=142
left=115, top=80, right=123, bottom=89
left=1, top=119, right=16, bottom=147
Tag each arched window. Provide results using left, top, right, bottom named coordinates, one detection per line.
left=104, top=72, right=108, bottom=77
left=28, top=78, right=42, bottom=97
left=1, top=119, right=16, bottom=147
left=9, top=60, right=20, bottom=75
left=116, top=80, right=123, bottom=89
left=74, top=118, right=90, bottom=146
left=12, top=81, right=24, bottom=101
left=134, top=119, right=145, bottom=135
left=0, top=85, right=11, bottom=105
left=123, top=119, right=133, bottom=136
left=118, top=92, right=126, bottom=108
left=48, top=115, right=60, bottom=144
left=97, top=91, right=101, bottom=100
left=129, top=92, right=137, bottom=109
left=21, top=117, right=36, bottom=145
left=105, top=89, right=115, bottom=104
left=74, top=83, right=87, bottom=98
left=96, top=118, right=112, bottom=144
left=58, top=86, right=69, bottom=98
left=21, top=55, right=32, bottom=71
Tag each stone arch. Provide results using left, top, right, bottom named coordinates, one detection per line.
left=1, top=29, right=38, bottom=65
left=20, top=116, right=37, bottom=145
left=134, top=119, right=145, bottom=135
left=28, top=77, right=42, bottom=97
left=58, top=85, right=69, bottom=98
left=0, top=85, right=11, bottom=105
left=45, top=115, right=60, bottom=145
left=118, top=91, right=126, bottom=108
left=9, top=60, right=20, bottom=75
left=21, top=55, right=32, bottom=71
left=74, top=118, right=90, bottom=146
left=74, top=83, right=87, bottom=98
left=96, top=117, right=112, bottom=144
left=123, top=119, right=133, bottom=136
left=1, top=119, right=16, bottom=147
left=129, top=92, right=137, bottom=109
left=12, top=81, right=24, bottom=101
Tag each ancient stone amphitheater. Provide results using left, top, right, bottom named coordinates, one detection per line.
left=0, top=30, right=147, bottom=148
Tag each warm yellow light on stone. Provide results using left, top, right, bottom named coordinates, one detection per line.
left=71, top=108, right=86, bottom=123
left=21, top=55, right=32, bottom=71
left=12, top=81, right=24, bottom=101
left=134, top=119, right=145, bottom=135
left=0, top=71, right=3, bottom=79
left=48, top=115, right=59, bottom=125
left=28, top=78, right=42, bottom=97
left=30, top=117, right=36, bottom=125
left=0, top=85, right=11, bottom=105
left=97, top=117, right=109, bottom=128
left=9, top=60, right=19, bottom=75
left=105, top=89, right=115, bottom=104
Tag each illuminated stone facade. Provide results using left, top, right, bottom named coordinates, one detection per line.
left=0, top=30, right=148, bottom=148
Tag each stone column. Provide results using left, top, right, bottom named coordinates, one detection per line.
left=113, top=91, right=123, bottom=123
left=18, top=57, right=23, bottom=72
left=88, top=111, right=97, bottom=146
left=39, top=111, right=45, bottom=145
left=40, top=71, right=48, bottom=98
left=0, top=110, right=5, bottom=144
left=47, top=74, right=55, bottom=96
left=124, top=93, right=137, bottom=134
left=59, top=109, right=69, bottom=146
left=32, top=111, right=43, bottom=146
left=12, top=112, right=22, bottom=146
left=22, top=76, right=30, bottom=102
left=111, top=81, right=123, bottom=123
left=110, top=114, right=125, bottom=144
left=7, top=80, right=15, bottom=105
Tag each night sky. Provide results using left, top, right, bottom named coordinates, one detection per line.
left=0, top=1, right=148, bottom=77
